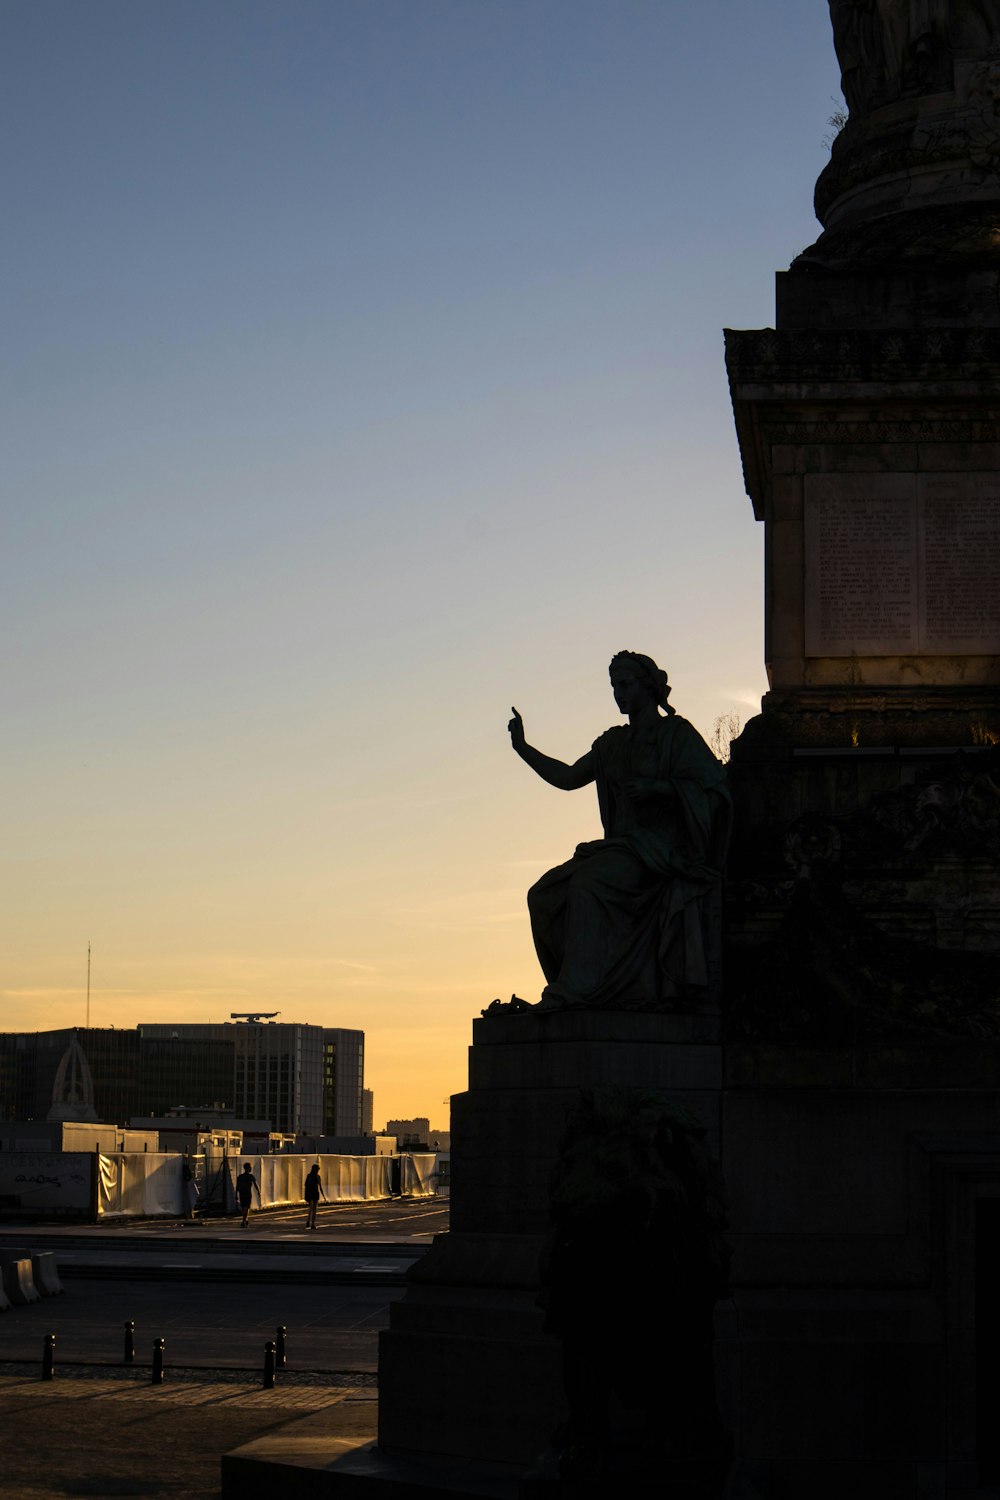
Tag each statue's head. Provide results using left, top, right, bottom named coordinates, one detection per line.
left=608, top=651, right=674, bottom=715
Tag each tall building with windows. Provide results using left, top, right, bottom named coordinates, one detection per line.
left=137, top=1026, right=234, bottom=1118
left=139, top=1021, right=328, bottom=1137
left=0, top=1020, right=365, bottom=1138
left=323, top=1029, right=364, bottom=1137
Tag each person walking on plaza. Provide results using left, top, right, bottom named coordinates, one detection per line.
left=304, top=1163, right=327, bottom=1229
left=235, top=1162, right=261, bottom=1228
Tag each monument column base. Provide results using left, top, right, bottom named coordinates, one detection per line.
left=377, top=1007, right=725, bottom=1473
left=377, top=1232, right=561, bottom=1468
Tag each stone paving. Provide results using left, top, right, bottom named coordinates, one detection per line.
left=0, top=1370, right=363, bottom=1499
left=0, top=1198, right=449, bottom=1495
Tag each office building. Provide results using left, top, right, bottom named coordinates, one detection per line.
left=0, top=1018, right=365, bottom=1138
left=323, top=1029, right=364, bottom=1137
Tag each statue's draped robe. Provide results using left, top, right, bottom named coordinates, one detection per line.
left=528, top=715, right=731, bottom=1008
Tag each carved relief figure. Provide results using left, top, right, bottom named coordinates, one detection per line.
left=508, top=652, right=731, bottom=1011
left=953, top=0, right=1000, bottom=54
left=830, top=0, right=886, bottom=115
left=881, top=0, right=914, bottom=90
left=538, top=1087, right=731, bottom=1479
left=830, top=0, right=966, bottom=112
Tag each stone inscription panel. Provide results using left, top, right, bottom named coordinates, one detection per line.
left=804, top=475, right=918, bottom=655
left=921, top=474, right=1000, bottom=653
left=805, top=473, right=1000, bottom=656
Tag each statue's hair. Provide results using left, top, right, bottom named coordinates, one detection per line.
left=609, top=651, right=675, bottom=715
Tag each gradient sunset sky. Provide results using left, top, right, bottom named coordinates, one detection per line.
left=4, top=2, right=841, bottom=1123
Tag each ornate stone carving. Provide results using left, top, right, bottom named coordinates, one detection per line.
left=967, top=54, right=1000, bottom=164
left=829, top=0, right=1000, bottom=119
left=480, top=994, right=532, bottom=1016
left=725, top=749, right=1000, bottom=1042
left=537, top=1086, right=731, bottom=1481
left=725, top=325, right=1000, bottom=381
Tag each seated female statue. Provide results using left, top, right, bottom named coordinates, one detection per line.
left=508, top=652, right=731, bottom=1011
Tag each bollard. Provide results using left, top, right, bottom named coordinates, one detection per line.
left=151, top=1338, right=165, bottom=1385
left=124, top=1320, right=135, bottom=1365
left=276, top=1325, right=287, bottom=1369
left=42, top=1333, right=55, bottom=1381
left=263, top=1340, right=276, bottom=1389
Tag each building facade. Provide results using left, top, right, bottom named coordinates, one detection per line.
left=0, top=1020, right=364, bottom=1138
left=323, top=1029, right=364, bottom=1137
left=0, top=1028, right=141, bottom=1126
left=139, top=1022, right=329, bottom=1136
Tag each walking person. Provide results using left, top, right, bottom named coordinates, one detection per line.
left=235, top=1161, right=261, bottom=1228
left=304, top=1163, right=327, bottom=1229
left=181, top=1155, right=199, bottom=1220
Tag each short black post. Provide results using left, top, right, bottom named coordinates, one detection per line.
left=124, top=1320, right=135, bottom=1365
left=276, top=1325, right=287, bottom=1369
left=42, top=1333, right=55, bottom=1382
left=152, top=1337, right=165, bottom=1385
left=263, top=1340, right=276, bottom=1389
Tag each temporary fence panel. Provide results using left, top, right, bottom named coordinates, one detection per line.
left=362, top=1154, right=394, bottom=1199
left=400, top=1152, right=439, bottom=1197
left=97, top=1154, right=186, bottom=1217
left=223, top=1153, right=394, bottom=1210
left=0, top=1152, right=92, bottom=1215
left=258, top=1154, right=305, bottom=1207
left=225, top=1154, right=287, bottom=1211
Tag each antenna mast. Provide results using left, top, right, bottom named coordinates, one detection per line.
left=86, top=942, right=91, bottom=1029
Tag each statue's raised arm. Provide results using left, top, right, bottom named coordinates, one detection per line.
left=507, top=707, right=595, bottom=791
left=510, top=652, right=731, bottom=1012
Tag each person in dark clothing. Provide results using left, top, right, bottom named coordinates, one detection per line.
left=235, top=1162, right=261, bottom=1228
left=304, top=1163, right=327, bottom=1229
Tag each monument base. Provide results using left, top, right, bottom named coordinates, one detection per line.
left=221, top=1393, right=523, bottom=1499
left=376, top=1006, right=726, bottom=1472
left=449, top=1006, right=722, bottom=1237
left=221, top=1392, right=733, bottom=1498
left=377, top=1231, right=561, bottom=1467
left=223, top=1005, right=732, bottom=1495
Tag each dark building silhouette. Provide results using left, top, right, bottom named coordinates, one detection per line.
left=0, top=1022, right=364, bottom=1136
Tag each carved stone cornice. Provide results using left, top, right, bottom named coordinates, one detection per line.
left=758, top=417, right=1000, bottom=446
left=725, top=326, right=1000, bottom=385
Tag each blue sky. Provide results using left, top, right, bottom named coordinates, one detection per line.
left=3, top=1, right=841, bottom=1119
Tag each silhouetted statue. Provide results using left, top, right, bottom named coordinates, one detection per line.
left=508, top=652, right=731, bottom=1011
left=830, top=0, right=887, bottom=115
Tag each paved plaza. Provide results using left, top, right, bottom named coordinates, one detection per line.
left=0, top=1197, right=447, bottom=1498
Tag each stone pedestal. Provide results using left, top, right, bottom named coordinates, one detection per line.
left=376, top=1008, right=723, bottom=1470
left=451, top=1008, right=722, bottom=1235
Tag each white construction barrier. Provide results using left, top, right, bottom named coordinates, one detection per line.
left=3, top=1257, right=41, bottom=1305
left=94, top=1148, right=436, bottom=1219
left=31, top=1252, right=65, bottom=1296
left=97, top=1154, right=185, bottom=1218
left=400, top=1153, right=439, bottom=1197
left=224, top=1153, right=395, bottom=1211
left=0, top=1153, right=92, bottom=1215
